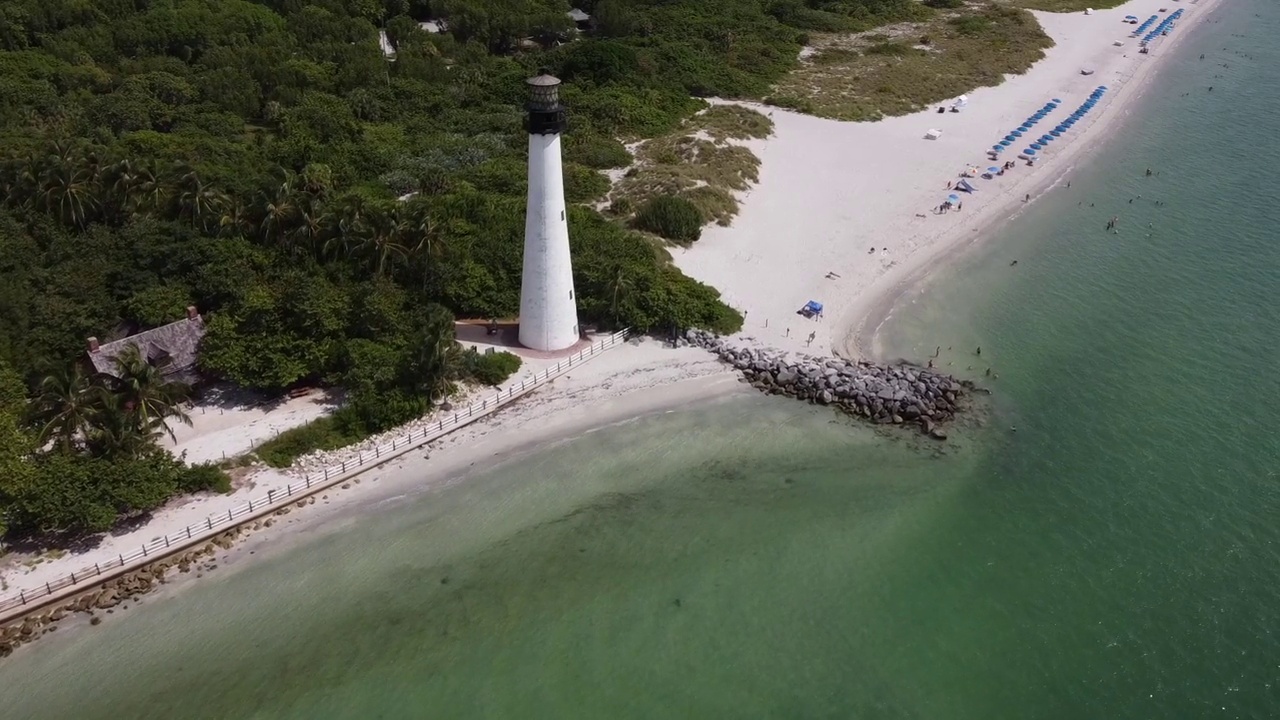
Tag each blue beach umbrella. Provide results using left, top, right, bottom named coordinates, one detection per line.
left=1024, top=149, right=1037, bottom=156
left=999, top=140, right=1012, bottom=147
left=948, top=194, right=960, bottom=202
left=992, top=145, right=1003, bottom=151
left=987, top=166, right=1000, bottom=173
left=1030, top=143, right=1043, bottom=150
left=1040, top=136, right=1053, bottom=143
left=1052, top=98, right=1062, bottom=103
left=1050, top=130, right=1062, bottom=136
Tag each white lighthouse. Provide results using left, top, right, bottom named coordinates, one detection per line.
left=518, top=73, right=579, bottom=352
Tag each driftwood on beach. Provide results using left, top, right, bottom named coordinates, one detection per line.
left=682, top=329, right=972, bottom=439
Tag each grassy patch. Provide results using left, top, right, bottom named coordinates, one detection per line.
left=606, top=105, right=773, bottom=237
left=770, top=3, right=1054, bottom=121
left=253, top=415, right=369, bottom=469
left=1014, top=0, right=1128, bottom=11
left=461, top=349, right=522, bottom=387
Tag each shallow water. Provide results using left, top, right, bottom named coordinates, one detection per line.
left=3, top=1, right=1279, bottom=717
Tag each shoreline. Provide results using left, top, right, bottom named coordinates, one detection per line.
left=845, top=0, right=1225, bottom=361
left=672, top=0, right=1222, bottom=363
left=0, top=0, right=1222, bottom=644
left=0, top=342, right=745, bottom=644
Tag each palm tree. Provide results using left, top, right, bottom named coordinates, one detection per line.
left=259, top=188, right=297, bottom=249
left=288, top=195, right=328, bottom=258
left=28, top=364, right=105, bottom=453
left=360, top=207, right=409, bottom=277
left=608, top=264, right=634, bottom=327
left=324, top=194, right=368, bottom=260
left=39, top=162, right=100, bottom=229
left=102, top=158, right=140, bottom=221
left=15, top=153, right=43, bottom=208
left=411, top=314, right=464, bottom=404
left=107, top=345, right=193, bottom=443
left=218, top=199, right=255, bottom=238
left=404, top=204, right=447, bottom=288
left=130, top=162, right=166, bottom=215
left=172, top=167, right=228, bottom=231
left=85, top=392, right=157, bottom=459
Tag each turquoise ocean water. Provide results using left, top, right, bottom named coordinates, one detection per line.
left=3, top=1, right=1279, bottom=716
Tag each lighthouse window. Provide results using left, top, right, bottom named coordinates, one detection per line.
left=560, top=210, right=564, bottom=221
left=569, top=290, right=574, bottom=299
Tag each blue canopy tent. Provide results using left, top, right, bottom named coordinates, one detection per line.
left=801, top=300, right=824, bottom=318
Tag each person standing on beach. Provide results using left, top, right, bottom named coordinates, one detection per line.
left=1024, top=194, right=1030, bottom=203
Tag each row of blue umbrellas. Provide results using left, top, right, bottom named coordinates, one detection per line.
left=1018, top=86, right=1108, bottom=157
left=1142, top=9, right=1183, bottom=45
left=1132, top=14, right=1159, bottom=37
left=990, top=98, right=1063, bottom=154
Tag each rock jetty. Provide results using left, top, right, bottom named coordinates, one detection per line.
left=683, top=328, right=972, bottom=438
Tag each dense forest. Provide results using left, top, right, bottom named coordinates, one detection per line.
left=0, top=0, right=954, bottom=544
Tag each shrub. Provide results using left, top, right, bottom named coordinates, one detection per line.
left=866, top=42, right=911, bottom=56
left=632, top=195, right=704, bottom=244
left=179, top=462, right=233, bottom=494
left=564, top=163, right=611, bottom=203
left=254, top=415, right=366, bottom=468
left=462, top=349, right=523, bottom=386
left=566, top=134, right=632, bottom=169
left=950, top=15, right=993, bottom=36
left=925, top=0, right=964, bottom=7
left=607, top=196, right=635, bottom=218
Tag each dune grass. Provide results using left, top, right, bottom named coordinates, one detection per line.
left=1015, top=0, right=1128, bottom=11
left=607, top=105, right=773, bottom=237
left=767, top=3, right=1054, bottom=121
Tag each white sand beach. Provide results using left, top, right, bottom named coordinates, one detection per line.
left=0, top=0, right=1220, bottom=616
left=676, top=0, right=1217, bottom=360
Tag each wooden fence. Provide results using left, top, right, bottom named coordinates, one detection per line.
left=0, top=330, right=631, bottom=620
